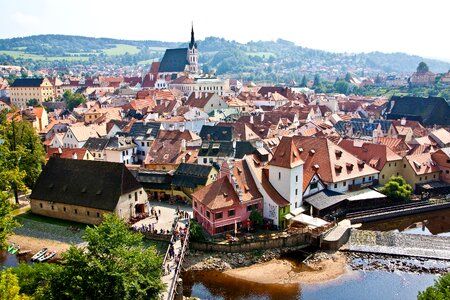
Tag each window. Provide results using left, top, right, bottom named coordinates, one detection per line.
left=310, top=182, right=318, bottom=190
left=74, top=209, right=78, bottom=214
left=278, top=172, right=281, bottom=180
left=446, top=170, right=449, bottom=174
left=382, top=174, right=385, bottom=179
left=296, top=175, right=298, bottom=182
left=247, top=204, right=258, bottom=212
left=141, top=142, right=144, bottom=146
left=295, top=202, right=298, bottom=208
left=404, top=164, right=406, bottom=168
left=295, top=189, right=298, bottom=195
left=87, top=211, right=90, bottom=216
left=433, top=174, right=436, bottom=178
left=334, top=183, right=338, bottom=188
left=343, top=181, right=346, bottom=187
left=215, top=212, right=223, bottom=219
left=228, top=209, right=235, bottom=217
left=206, top=211, right=210, bottom=219
left=203, top=158, right=207, bottom=164
left=395, top=162, right=397, bottom=167
left=139, top=191, right=142, bottom=195
left=51, top=205, right=54, bottom=210
left=425, top=176, right=427, bottom=180
left=194, top=201, right=197, bottom=208
left=97, top=212, right=100, bottom=218
left=39, top=203, right=43, bottom=208
left=419, top=177, right=422, bottom=181
left=64, top=207, right=66, bottom=212
left=389, top=163, right=391, bottom=167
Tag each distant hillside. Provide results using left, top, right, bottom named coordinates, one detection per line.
left=1, top=34, right=449, bottom=81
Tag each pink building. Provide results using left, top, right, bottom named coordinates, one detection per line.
left=191, top=160, right=263, bottom=236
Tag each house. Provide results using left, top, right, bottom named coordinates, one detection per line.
left=192, top=159, right=263, bottom=236
left=199, top=125, right=233, bottom=142
left=22, top=107, right=49, bottom=132
left=143, top=138, right=198, bottom=171
left=185, top=92, right=228, bottom=114
left=431, top=148, right=450, bottom=184
left=62, top=125, right=101, bottom=148
left=429, top=128, right=450, bottom=148
left=385, top=96, right=450, bottom=126
left=171, top=163, right=218, bottom=199
left=197, top=140, right=257, bottom=166
left=29, top=158, right=148, bottom=224
left=10, top=78, right=55, bottom=108
left=121, top=121, right=161, bottom=162
left=402, top=153, right=441, bottom=190
left=338, top=139, right=403, bottom=184
left=334, top=118, right=397, bottom=141
left=83, top=136, right=137, bottom=164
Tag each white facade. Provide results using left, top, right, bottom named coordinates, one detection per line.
left=303, top=174, right=326, bottom=198
left=63, top=128, right=85, bottom=148
left=115, top=187, right=148, bottom=220
left=326, top=173, right=379, bottom=193
left=268, top=164, right=304, bottom=210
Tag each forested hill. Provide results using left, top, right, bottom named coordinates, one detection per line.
left=1, top=34, right=449, bottom=81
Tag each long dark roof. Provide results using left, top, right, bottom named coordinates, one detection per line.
left=385, top=96, right=450, bottom=126
left=159, top=48, right=189, bottom=73
left=304, top=189, right=348, bottom=210
left=200, top=125, right=233, bottom=141
left=11, top=78, right=44, bottom=87
left=135, top=170, right=173, bottom=190
left=126, top=122, right=161, bottom=140
left=172, top=163, right=213, bottom=188
left=30, top=158, right=142, bottom=211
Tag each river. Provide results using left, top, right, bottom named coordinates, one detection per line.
left=182, top=209, right=450, bottom=300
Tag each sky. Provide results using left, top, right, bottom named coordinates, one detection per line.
left=1, top=0, right=449, bottom=61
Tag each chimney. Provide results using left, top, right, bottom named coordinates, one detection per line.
left=261, top=113, right=265, bottom=122
left=250, top=115, right=254, bottom=124
left=72, top=152, right=78, bottom=160
left=400, top=117, right=406, bottom=126
left=180, top=124, right=185, bottom=132
left=181, top=139, right=186, bottom=152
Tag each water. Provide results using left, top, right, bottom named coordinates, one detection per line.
left=0, top=251, right=32, bottom=268
left=360, top=208, right=450, bottom=236
left=182, top=269, right=438, bottom=300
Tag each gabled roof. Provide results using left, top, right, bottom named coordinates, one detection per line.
left=186, top=92, right=217, bottom=108
left=404, top=153, right=441, bottom=175
left=269, top=136, right=304, bottom=169
left=46, top=148, right=90, bottom=160
left=159, top=48, right=189, bottom=73
left=30, top=158, right=142, bottom=211
left=200, top=125, right=233, bottom=141
left=192, top=176, right=239, bottom=210
left=11, top=78, right=44, bottom=87
left=67, top=125, right=100, bottom=142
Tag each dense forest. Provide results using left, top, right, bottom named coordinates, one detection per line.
left=1, top=35, right=449, bottom=82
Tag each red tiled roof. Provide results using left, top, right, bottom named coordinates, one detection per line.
left=46, top=148, right=89, bottom=160
left=192, top=176, right=240, bottom=210
left=269, top=136, right=304, bottom=169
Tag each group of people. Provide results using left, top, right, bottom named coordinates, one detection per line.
left=149, top=207, right=161, bottom=223
left=132, top=224, right=170, bottom=235
left=176, top=206, right=190, bottom=220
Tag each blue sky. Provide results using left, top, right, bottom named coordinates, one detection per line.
left=1, top=0, right=449, bottom=61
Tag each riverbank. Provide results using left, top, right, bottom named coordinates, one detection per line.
left=7, top=235, right=72, bottom=258
left=224, top=252, right=347, bottom=284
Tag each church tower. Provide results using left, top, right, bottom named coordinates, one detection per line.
left=187, top=23, right=199, bottom=74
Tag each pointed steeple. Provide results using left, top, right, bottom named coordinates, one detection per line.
left=189, top=22, right=197, bottom=49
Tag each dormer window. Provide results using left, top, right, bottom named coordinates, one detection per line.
left=309, top=149, right=315, bottom=156
left=335, top=164, right=342, bottom=173
left=335, top=150, right=342, bottom=158
left=346, top=163, right=354, bottom=171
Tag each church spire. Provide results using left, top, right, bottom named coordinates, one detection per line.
left=189, top=22, right=197, bottom=50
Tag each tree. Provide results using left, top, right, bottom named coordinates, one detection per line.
left=0, top=269, right=31, bottom=300
left=0, top=119, right=45, bottom=204
left=334, top=80, right=350, bottom=94
left=417, top=61, right=430, bottom=73
left=25, top=99, right=39, bottom=107
left=345, top=72, right=352, bottom=82
left=189, top=219, right=205, bottom=242
left=249, top=209, right=263, bottom=226
left=313, top=74, right=321, bottom=87
left=379, top=176, right=412, bottom=201
left=418, top=272, right=450, bottom=299
left=62, top=90, right=86, bottom=111
left=300, top=75, right=307, bottom=87
left=0, top=192, right=19, bottom=250
left=50, top=214, right=163, bottom=299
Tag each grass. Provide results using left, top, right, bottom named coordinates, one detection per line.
left=103, top=44, right=140, bottom=56
left=15, top=211, right=87, bottom=230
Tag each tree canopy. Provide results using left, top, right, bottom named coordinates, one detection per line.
left=379, top=176, right=413, bottom=201
left=417, top=61, right=430, bottom=73
left=62, top=90, right=86, bottom=111
left=9, top=214, right=164, bottom=300
left=0, top=191, right=19, bottom=250
left=418, top=272, right=450, bottom=299
left=0, top=117, right=45, bottom=203
left=0, top=269, right=31, bottom=300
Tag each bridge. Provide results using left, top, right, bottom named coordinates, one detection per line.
left=346, top=200, right=450, bottom=223
left=160, top=217, right=190, bottom=300
left=341, top=229, right=450, bottom=260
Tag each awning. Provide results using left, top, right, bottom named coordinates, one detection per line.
left=291, top=213, right=329, bottom=228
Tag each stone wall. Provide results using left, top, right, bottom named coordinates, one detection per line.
left=190, top=233, right=312, bottom=253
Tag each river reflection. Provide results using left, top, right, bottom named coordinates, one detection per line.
left=182, top=269, right=438, bottom=300
left=0, top=251, right=32, bottom=268
left=361, top=208, right=450, bottom=236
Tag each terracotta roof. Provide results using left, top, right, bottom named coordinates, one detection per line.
left=404, top=153, right=441, bottom=175
left=261, top=168, right=290, bottom=206
left=377, top=137, right=410, bottom=155
left=269, top=136, right=304, bottom=169
left=186, top=92, right=215, bottom=108
left=46, top=148, right=90, bottom=160
left=430, top=128, right=450, bottom=145
left=290, top=136, right=379, bottom=183
left=157, top=129, right=200, bottom=141
left=338, top=139, right=402, bottom=171
left=232, top=160, right=263, bottom=202
left=192, top=176, right=240, bottom=210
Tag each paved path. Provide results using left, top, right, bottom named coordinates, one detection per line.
left=132, top=202, right=192, bottom=233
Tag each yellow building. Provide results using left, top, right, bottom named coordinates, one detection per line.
left=10, top=78, right=54, bottom=108
left=401, top=153, right=441, bottom=190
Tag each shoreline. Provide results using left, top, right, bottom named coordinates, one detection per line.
left=223, top=252, right=348, bottom=285
left=7, top=234, right=73, bottom=258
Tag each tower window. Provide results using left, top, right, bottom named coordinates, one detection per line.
left=278, top=172, right=281, bottom=180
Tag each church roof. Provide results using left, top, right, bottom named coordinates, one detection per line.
left=159, top=48, right=189, bottom=73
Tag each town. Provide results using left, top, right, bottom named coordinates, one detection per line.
left=1, top=14, right=450, bottom=300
